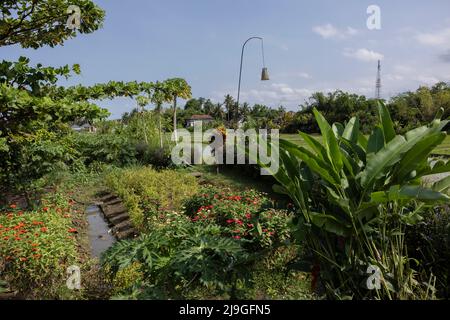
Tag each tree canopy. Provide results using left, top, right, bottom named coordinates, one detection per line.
left=0, top=0, right=105, bottom=48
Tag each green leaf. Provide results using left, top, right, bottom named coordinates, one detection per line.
left=370, top=185, right=449, bottom=204
left=309, top=212, right=348, bottom=237
left=377, top=101, right=396, bottom=143
left=313, top=108, right=343, bottom=172
left=432, top=175, right=450, bottom=193
left=367, top=126, right=384, bottom=155
left=342, top=117, right=360, bottom=143
left=395, top=132, right=446, bottom=183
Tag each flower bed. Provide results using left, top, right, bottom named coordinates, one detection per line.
left=0, top=193, right=79, bottom=297
left=183, top=186, right=292, bottom=248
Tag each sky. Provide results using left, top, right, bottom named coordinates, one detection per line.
left=2, top=0, right=450, bottom=119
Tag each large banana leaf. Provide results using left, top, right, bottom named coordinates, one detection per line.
left=342, top=117, right=360, bottom=143
left=371, top=185, right=450, bottom=204
left=367, top=126, right=385, bottom=155
left=313, top=108, right=343, bottom=173
left=360, top=122, right=445, bottom=191
left=377, top=102, right=396, bottom=144
left=394, top=132, right=446, bottom=183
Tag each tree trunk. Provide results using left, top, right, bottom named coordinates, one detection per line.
left=158, top=105, right=163, bottom=148
left=173, top=95, right=178, bottom=141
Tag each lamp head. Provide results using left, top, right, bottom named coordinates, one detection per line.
left=261, top=67, right=269, bottom=81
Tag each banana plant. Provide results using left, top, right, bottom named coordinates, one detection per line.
left=262, top=102, right=449, bottom=299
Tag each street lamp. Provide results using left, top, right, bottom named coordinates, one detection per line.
left=236, top=36, right=269, bottom=120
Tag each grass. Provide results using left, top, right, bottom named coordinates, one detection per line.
left=280, top=133, right=450, bottom=156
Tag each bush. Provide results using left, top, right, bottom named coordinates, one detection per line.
left=74, top=132, right=138, bottom=167
left=406, top=205, right=450, bottom=298
left=0, top=129, right=78, bottom=202
left=104, top=167, right=198, bottom=230
left=183, top=185, right=292, bottom=249
left=0, top=193, right=79, bottom=298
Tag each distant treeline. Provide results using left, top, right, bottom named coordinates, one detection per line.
left=122, top=81, right=450, bottom=134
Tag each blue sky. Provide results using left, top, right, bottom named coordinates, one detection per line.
left=2, top=0, right=450, bottom=118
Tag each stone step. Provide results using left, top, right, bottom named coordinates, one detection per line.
left=110, top=213, right=130, bottom=226
left=112, top=220, right=133, bottom=233
left=104, top=198, right=122, bottom=206
left=116, top=228, right=137, bottom=240
left=98, top=194, right=117, bottom=203
left=102, top=204, right=127, bottom=218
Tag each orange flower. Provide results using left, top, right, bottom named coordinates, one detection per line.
left=42, top=207, right=49, bottom=212
left=9, top=204, right=16, bottom=209
left=31, top=243, right=39, bottom=247
left=68, top=228, right=77, bottom=233
left=19, top=257, right=27, bottom=262
left=40, top=227, right=47, bottom=233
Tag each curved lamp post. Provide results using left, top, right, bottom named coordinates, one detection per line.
left=236, top=36, right=269, bottom=122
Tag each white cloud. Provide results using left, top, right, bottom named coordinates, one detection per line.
left=313, top=24, right=359, bottom=40
left=416, top=28, right=450, bottom=46
left=343, top=48, right=384, bottom=62
left=298, top=72, right=311, bottom=79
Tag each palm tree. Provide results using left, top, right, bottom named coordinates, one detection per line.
left=136, top=95, right=150, bottom=143
left=163, top=78, right=192, bottom=142
left=151, top=88, right=165, bottom=148
left=223, top=94, right=235, bottom=123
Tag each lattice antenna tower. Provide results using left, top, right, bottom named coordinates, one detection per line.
left=375, top=60, right=381, bottom=99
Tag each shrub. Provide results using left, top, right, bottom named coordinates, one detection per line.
left=0, top=193, right=79, bottom=298
left=406, top=205, right=450, bottom=298
left=73, top=132, right=138, bottom=167
left=104, top=167, right=198, bottom=230
left=0, top=129, right=78, bottom=205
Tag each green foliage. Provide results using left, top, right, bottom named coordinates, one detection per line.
left=0, top=0, right=105, bottom=48
left=102, top=212, right=251, bottom=298
left=74, top=132, right=138, bottom=167
left=184, top=185, right=292, bottom=249
left=104, top=167, right=198, bottom=230
left=406, top=205, right=450, bottom=299
left=265, top=103, right=449, bottom=299
left=0, top=129, right=78, bottom=202
left=0, top=192, right=79, bottom=298
left=0, top=56, right=192, bottom=193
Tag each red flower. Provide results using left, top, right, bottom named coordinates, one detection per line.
left=68, top=228, right=78, bottom=233
left=233, top=236, right=241, bottom=240
left=245, top=213, right=251, bottom=219
left=236, top=220, right=243, bottom=225
left=226, top=219, right=234, bottom=224
left=40, top=227, right=47, bottom=233
left=9, top=204, right=16, bottom=209
left=247, top=223, right=254, bottom=228
left=42, top=207, right=49, bottom=212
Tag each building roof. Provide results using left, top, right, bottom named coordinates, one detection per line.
left=187, top=114, right=214, bottom=121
